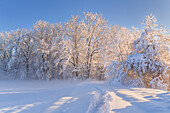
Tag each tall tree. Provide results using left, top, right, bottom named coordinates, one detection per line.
left=81, top=12, right=108, bottom=78
left=64, top=15, right=82, bottom=77
left=32, top=21, right=53, bottom=80
left=19, top=32, right=35, bottom=79
left=0, top=32, right=13, bottom=78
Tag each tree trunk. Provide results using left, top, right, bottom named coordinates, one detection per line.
left=26, top=58, right=29, bottom=78
left=168, top=72, right=170, bottom=91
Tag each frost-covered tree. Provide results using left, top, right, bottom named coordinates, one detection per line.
left=81, top=12, right=108, bottom=78
left=106, top=25, right=140, bottom=80
left=32, top=21, right=65, bottom=80
left=7, top=29, right=28, bottom=79
left=109, top=26, right=140, bottom=62
left=64, top=15, right=82, bottom=78
left=49, top=23, right=65, bottom=79
left=110, top=14, right=169, bottom=90
left=0, top=32, right=14, bottom=78
left=19, top=32, right=35, bottom=79
left=0, top=12, right=169, bottom=90
left=32, top=21, right=53, bottom=80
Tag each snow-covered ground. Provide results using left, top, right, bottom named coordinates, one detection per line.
left=0, top=80, right=170, bottom=113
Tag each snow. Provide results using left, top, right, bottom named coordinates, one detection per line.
left=0, top=80, right=170, bottom=113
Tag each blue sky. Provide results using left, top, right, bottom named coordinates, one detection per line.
left=0, top=0, right=169, bottom=32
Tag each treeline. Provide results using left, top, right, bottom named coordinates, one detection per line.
left=0, top=12, right=169, bottom=89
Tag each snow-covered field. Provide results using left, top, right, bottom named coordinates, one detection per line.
left=0, top=80, right=170, bottom=113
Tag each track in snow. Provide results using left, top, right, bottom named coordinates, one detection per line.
left=0, top=80, right=169, bottom=113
